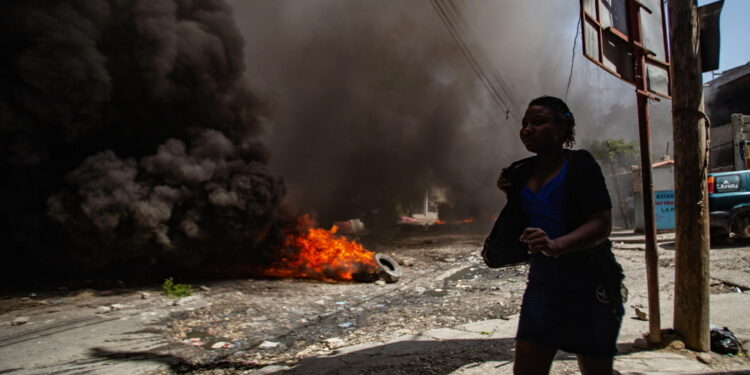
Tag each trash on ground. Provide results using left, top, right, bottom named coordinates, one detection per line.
left=183, top=338, right=205, bottom=346
left=211, top=341, right=235, bottom=349
left=710, top=326, right=741, bottom=355
left=338, top=322, right=354, bottom=328
left=258, top=340, right=281, bottom=349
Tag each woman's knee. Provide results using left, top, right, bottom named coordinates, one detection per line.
left=576, top=354, right=615, bottom=375
left=513, top=339, right=557, bottom=375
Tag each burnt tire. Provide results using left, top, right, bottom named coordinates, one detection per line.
left=374, top=253, right=402, bottom=283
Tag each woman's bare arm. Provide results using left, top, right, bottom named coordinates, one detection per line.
left=520, top=209, right=611, bottom=257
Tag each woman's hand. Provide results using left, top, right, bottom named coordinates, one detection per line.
left=519, top=227, right=562, bottom=257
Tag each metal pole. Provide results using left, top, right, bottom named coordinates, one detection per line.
left=629, top=0, right=661, bottom=344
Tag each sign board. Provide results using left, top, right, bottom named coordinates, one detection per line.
left=580, top=0, right=671, bottom=98
left=654, top=190, right=675, bottom=230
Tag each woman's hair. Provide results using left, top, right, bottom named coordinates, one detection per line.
left=528, top=95, right=576, bottom=148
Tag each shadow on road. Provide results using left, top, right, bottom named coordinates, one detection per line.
left=86, top=337, right=664, bottom=375
left=89, top=338, right=518, bottom=374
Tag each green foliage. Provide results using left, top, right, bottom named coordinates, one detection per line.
left=161, top=277, right=193, bottom=298
left=583, top=139, right=639, bottom=174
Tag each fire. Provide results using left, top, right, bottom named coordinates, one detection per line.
left=433, top=217, right=475, bottom=225
left=262, top=215, right=378, bottom=282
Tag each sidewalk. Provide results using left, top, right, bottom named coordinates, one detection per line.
left=252, top=292, right=750, bottom=375
left=609, top=229, right=676, bottom=244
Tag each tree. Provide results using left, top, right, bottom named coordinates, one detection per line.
left=584, top=139, right=639, bottom=228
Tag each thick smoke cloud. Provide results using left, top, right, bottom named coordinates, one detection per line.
left=228, top=1, right=574, bottom=224
left=48, top=130, right=285, bottom=270
left=0, top=0, right=286, bottom=280
left=228, top=1, right=674, bottom=226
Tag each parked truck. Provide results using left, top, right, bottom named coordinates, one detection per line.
left=708, top=114, right=750, bottom=242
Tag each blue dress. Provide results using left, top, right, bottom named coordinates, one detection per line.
left=516, top=160, right=624, bottom=358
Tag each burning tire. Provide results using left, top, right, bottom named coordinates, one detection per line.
left=374, top=253, right=401, bottom=283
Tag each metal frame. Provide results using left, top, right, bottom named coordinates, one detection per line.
left=580, top=0, right=671, bottom=99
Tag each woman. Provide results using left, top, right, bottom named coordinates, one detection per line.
left=483, top=96, right=625, bottom=375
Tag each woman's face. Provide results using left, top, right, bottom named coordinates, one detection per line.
left=520, top=105, right=567, bottom=153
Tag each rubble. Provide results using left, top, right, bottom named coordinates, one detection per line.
left=11, top=316, right=29, bottom=326
left=258, top=341, right=281, bottom=349
left=324, top=337, right=346, bottom=349
left=2, top=231, right=749, bottom=374
left=96, top=306, right=112, bottom=314
left=697, top=352, right=713, bottom=364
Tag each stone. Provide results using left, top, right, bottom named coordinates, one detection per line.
left=11, top=316, right=30, bottom=326
left=324, top=337, right=346, bottom=349
left=696, top=352, right=712, bottom=364
left=258, top=340, right=281, bottom=349
left=634, top=307, right=649, bottom=321
left=199, top=285, right=211, bottom=292
left=669, top=340, right=686, bottom=350
left=140, top=292, right=150, bottom=299
left=96, top=306, right=112, bottom=314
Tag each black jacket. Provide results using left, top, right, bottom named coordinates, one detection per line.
left=482, top=149, right=624, bottom=288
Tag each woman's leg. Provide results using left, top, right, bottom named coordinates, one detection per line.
left=513, top=339, right=557, bottom=375
left=576, top=354, right=620, bottom=375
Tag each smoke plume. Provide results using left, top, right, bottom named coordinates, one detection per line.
left=228, top=0, right=674, bottom=226
left=0, top=0, right=286, bottom=280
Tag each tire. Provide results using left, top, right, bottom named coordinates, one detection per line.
left=733, top=213, right=750, bottom=239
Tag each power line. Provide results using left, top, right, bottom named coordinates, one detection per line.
left=565, top=17, right=581, bottom=101
left=429, top=0, right=521, bottom=124
left=443, top=0, right=524, bottom=113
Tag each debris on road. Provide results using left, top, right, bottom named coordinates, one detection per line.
left=711, top=326, right=741, bottom=355
left=258, top=341, right=281, bottom=349
left=11, top=316, right=30, bottom=326
left=634, top=306, right=649, bottom=321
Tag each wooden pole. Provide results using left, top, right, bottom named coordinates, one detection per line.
left=629, top=0, right=661, bottom=344
left=668, top=0, right=711, bottom=352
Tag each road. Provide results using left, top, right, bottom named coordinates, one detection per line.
left=1, top=228, right=749, bottom=374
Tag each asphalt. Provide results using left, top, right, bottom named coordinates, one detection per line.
left=249, top=230, right=750, bottom=375
left=249, top=293, right=750, bottom=375
left=1, top=231, right=749, bottom=375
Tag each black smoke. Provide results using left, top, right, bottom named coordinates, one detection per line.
left=227, top=0, right=674, bottom=228
left=0, top=0, right=287, bottom=282
left=229, top=1, right=532, bottom=226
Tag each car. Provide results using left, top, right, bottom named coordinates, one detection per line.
left=708, top=170, right=750, bottom=242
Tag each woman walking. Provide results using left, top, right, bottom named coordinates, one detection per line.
left=483, top=96, right=625, bottom=375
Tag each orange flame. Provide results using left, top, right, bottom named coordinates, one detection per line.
left=433, top=217, right=474, bottom=225
left=262, top=215, right=377, bottom=282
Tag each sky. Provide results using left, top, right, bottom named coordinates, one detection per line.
left=698, top=0, right=750, bottom=79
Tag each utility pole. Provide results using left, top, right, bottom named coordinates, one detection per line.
left=628, top=0, right=661, bottom=345
left=668, top=0, right=710, bottom=352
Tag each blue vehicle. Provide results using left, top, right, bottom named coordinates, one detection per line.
left=708, top=170, right=750, bottom=242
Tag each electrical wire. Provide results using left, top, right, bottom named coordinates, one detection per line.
left=565, top=17, right=581, bottom=101
left=429, top=0, right=521, bottom=124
